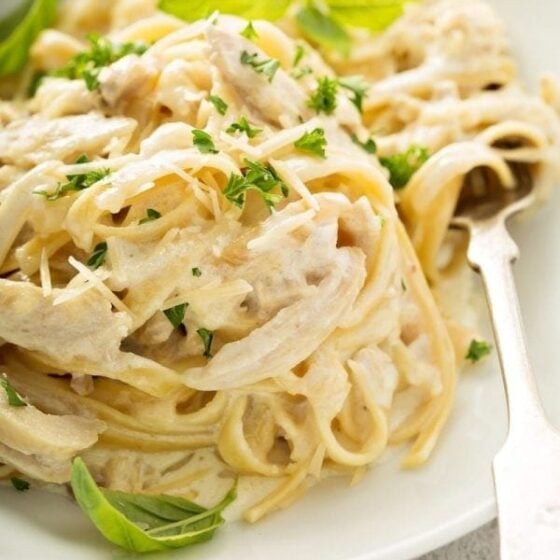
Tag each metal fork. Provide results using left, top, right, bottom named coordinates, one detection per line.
left=452, top=166, right=560, bottom=559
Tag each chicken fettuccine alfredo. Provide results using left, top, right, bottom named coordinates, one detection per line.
left=0, top=0, right=559, bottom=550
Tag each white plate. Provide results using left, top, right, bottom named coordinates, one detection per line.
left=1, top=1, right=560, bottom=558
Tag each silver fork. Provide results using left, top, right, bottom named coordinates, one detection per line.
left=452, top=167, right=560, bottom=559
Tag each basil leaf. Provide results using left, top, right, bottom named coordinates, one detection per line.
left=295, top=4, right=351, bottom=57
left=0, top=0, right=57, bottom=77
left=0, top=376, right=27, bottom=407
left=71, top=458, right=236, bottom=553
left=158, top=0, right=291, bottom=21
left=328, top=0, right=420, bottom=32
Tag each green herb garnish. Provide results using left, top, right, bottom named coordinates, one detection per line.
left=351, top=133, right=377, bottom=154
left=240, top=50, right=280, bottom=82
left=466, top=339, right=492, bottom=363
left=240, top=21, right=258, bottom=40
left=87, top=242, right=108, bottom=270
left=139, top=208, right=162, bottom=224
left=70, top=457, right=236, bottom=553
left=226, top=116, right=262, bottom=139
left=35, top=155, right=110, bottom=201
left=0, top=377, right=26, bottom=407
left=10, top=477, right=30, bottom=492
left=157, top=0, right=291, bottom=21
left=338, top=75, right=369, bottom=113
left=208, top=94, right=228, bottom=115
left=223, top=159, right=288, bottom=212
left=294, top=128, right=327, bottom=158
left=164, top=303, right=188, bottom=334
left=191, top=267, right=202, bottom=277
left=0, top=0, right=57, bottom=78
left=192, top=129, right=219, bottom=154
left=50, top=34, right=147, bottom=91
left=379, top=145, right=429, bottom=189
left=197, top=328, right=214, bottom=358
left=307, top=76, right=338, bottom=115
left=295, top=4, right=351, bottom=57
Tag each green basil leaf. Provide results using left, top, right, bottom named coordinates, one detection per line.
left=158, top=0, right=291, bottom=21
left=295, top=4, right=351, bottom=57
left=71, top=458, right=236, bottom=553
left=0, top=0, right=57, bottom=77
left=327, top=0, right=420, bottom=32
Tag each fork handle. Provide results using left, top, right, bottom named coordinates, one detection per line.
left=466, top=220, right=545, bottom=434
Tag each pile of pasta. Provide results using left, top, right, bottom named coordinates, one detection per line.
left=0, top=0, right=558, bottom=522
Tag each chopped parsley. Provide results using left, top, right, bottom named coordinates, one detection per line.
left=35, top=155, right=110, bottom=201
left=294, top=127, right=327, bottom=158
left=338, top=75, right=369, bottom=113
left=197, top=328, right=214, bottom=358
left=0, top=377, right=26, bottom=407
left=466, top=339, right=492, bottom=363
left=226, top=116, right=262, bottom=138
left=307, top=76, right=338, bottom=115
left=208, top=94, right=228, bottom=115
left=379, top=145, right=429, bottom=189
left=87, top=242, right=108, bottom=270
left=351, top=133, right=377, bottom=154
left=240, top=50, right=279, bottom=82
left=164, top=303, right=188, bottom=334
left=223, top=159, right=288, bottom=212
left=10, top=477, right=30, bottom=492
left=192, top=129, right=219, bottom=154
left=139, top=208, right=161, bottom=224
left=401, top=278, right=407, bottom=292
left=50, top=34, right=148, bottom=91
left=240, top=21, right=258, bottom=40
left=191, top=267, right=202, bottom=277
left=291, top=66, right=312, bottom=80
left=293, top=44, right=306, bottom=67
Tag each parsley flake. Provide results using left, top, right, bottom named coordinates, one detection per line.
left=11, top=477, right=30, bottom=492
left=379, top=145, right=429, bottom=189
left=208, top=94, right=228, bottom=115
left=164, top=303, right=188, bottom=332
left=139, top=208, right=161, bottom=224
left=223, top=159, right=288, bottom=212
left=192, top=129, right=219, bottom=154
left=294, top=128, right=327, bottom=158
left=50, top=34, right=147, bottom=91
left=240, top=50, right=279, bottom=82
left=197, top=328, right=214, bottom=358
left=351, top=133, right=377, bottom=154
left=338, top=75, right=369, bottom=113
left=226, top=116, right=262, bottom=138
left=87, top=242, right=108, bottom=270
left=0, top=377, right=26, bottom=407
left=293, top=45, right=306, bottom=67
left=307, top=76, right=338, bottom=115
left=35, top=155, right=110, bottom=201
left=240, top=21, right=258, bottom=41
left=466, top=339, right=492, bottom=363
left=192, top=267, right=202, bottom=277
